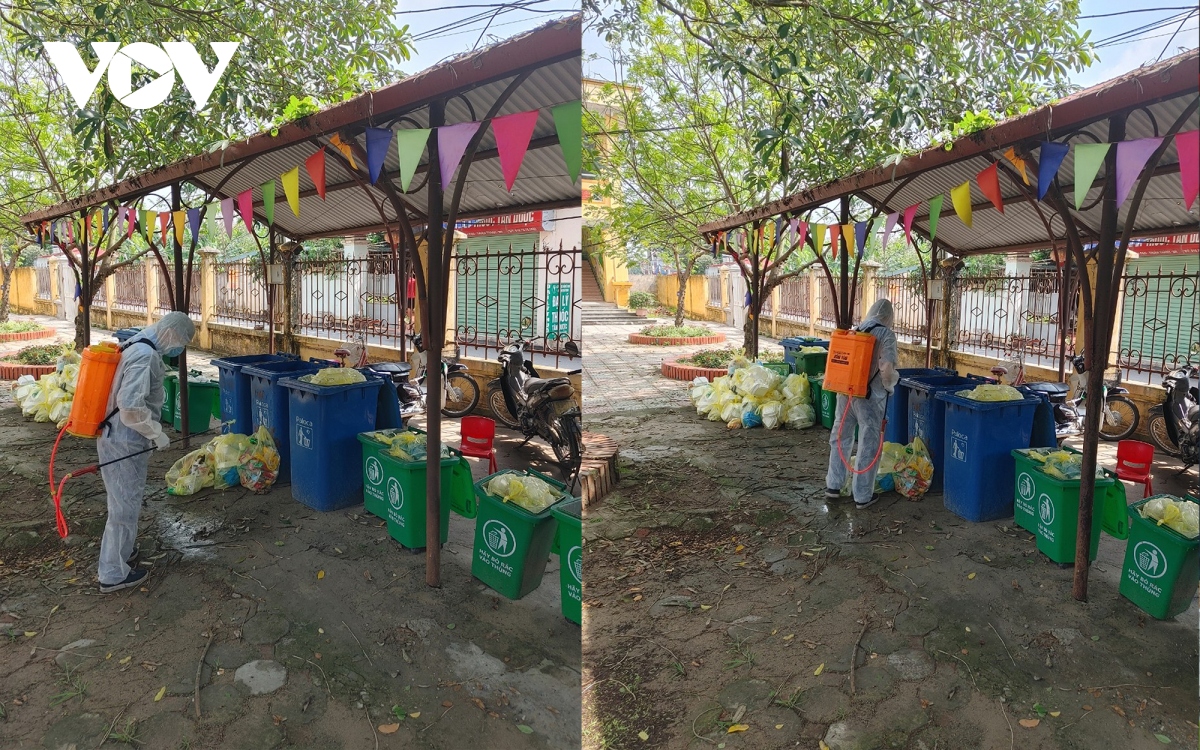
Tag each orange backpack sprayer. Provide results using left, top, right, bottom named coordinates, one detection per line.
left=826, top=325, right=889, bottom=475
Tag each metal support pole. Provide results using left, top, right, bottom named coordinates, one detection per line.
left=172, top=183, right=190, bottom=449
left=839, top=197, right=850, bottom=327
left=424, top=100, right=445, bottom=587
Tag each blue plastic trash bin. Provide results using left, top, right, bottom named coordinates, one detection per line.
left=212, top=354, right=297, bottom=435
left=782, top=337, right=829, bottom=369
left=904, top=375, right=984, bottom=492
left=936, top=391, right=1042, bottom=522
left=244, top=360, right=323, bottom=482
left=886, top=368, right=956, bottom=444
left=282, top=374, right=383, bottom=512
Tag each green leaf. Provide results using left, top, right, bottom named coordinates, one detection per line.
left=1154, top=734, right=1171, bottom=744
left=517, top=725, right=534, bottom=734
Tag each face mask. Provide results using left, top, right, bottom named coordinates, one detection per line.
left=164, top=346, right=185, bottom=358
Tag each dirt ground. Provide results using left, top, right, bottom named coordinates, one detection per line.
left=581, top=405, right=1198, bottom=750
left=0, top=387, right=580, bottom=749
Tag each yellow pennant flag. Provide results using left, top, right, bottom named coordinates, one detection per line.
left=281, top=167, right=301, bottom=217
left=143, top=211, right=155, bottom=241
left=812, top=223, right=826, bottom=255
left=1003, top=147, right=1029, bottom=185
left=172, top=210, right=186, bottom=246
left=841, top=224, right=854, bottom=257
left=329, top=133, right=357, bottom=170
left=950, top=181, right=973, bottom=228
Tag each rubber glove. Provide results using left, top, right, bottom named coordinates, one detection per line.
left=152, top=429, right=171, bottom=451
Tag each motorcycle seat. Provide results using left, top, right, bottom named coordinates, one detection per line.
left=1025, top=381, right=1070, bottom=396
left=369, top=362, right=412, bottom=375
left=522, top=376, right=570, bottom=394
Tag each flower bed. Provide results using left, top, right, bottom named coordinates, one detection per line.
left=0, top=327, right=55, bottom=343
left=0, top=362, right=56, bottom=379
left=630, top=325, right=726, bottom=346
left=661, top=358, right=728, bottom=382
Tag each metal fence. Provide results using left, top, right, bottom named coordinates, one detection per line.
left=707, top=273, right=722, bottom=307
left=213, top=261, right=271, bottom=327
left=34, top=265, right=51, bottom=299
left=876, top=273, right=928, bottom=344
left=111, top=264, right=146, bottom=312
left=156, top=264, right=202, bottom=319
left=952, top=270, right=1074, bottom=370
left=1116, top=266, right=1198, bottom=382
left=297, top=255, right=404, bottom=345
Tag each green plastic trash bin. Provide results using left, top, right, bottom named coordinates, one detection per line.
left=813, top=376, right=837, bottom=429
left=1119, top=495, right=1200, bottom=620
left=1032, top=465, right=1114, bottom=565
left=162, top=373, right=178, bottom=425
left=551, top=499, right=582, bottom=625
left=173, top=376, right=221, bottom=433
left=1012, top=447, right=1128, bottom=541
left=471, top=469, right=568, bottom=599
left=794, top=349, right=828, bottom=377
left=759, top=361, right=791, bottom=377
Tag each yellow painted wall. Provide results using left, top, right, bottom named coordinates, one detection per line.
left=656, top=275, right=725, bottom=323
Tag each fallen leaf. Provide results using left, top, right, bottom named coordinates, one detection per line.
left=814, top=663, right=825, bottom=676
left=1033, top=703, right=1047, bottom=717
left=378, top=723, right=400, bottom=734
left=517, top=725, right=533, bottom=734
left=64, top=559, right=74, bottom=568
left=983, top=556, right=991, bottom=562
left=275, top=540, right=284, bottom=547
left=442, top=700, right=453, bottom=708
left=1019, top=718, right=1040, bottom=728
left=1112, top=706, right=1126, bottom=717
left=317, top=570, right=325, bottom=580
left=471, top=698, right=485, bottom=711
left=1154, top=733, right=1171, bottom=744
left=820, top=742, right=832, bottom=750
left=735, top=545, right=744, bottom=553
left=154, top=686, right=166, bottom=702
left=924, top=545, right=935, bottom=551
left=22, top=631, right=36, bottom=638
left=961, top=649, right=969, bottom=655
left=1049, top=711, right=1061, bottom=718
left=967, top=572, right=977, bottom=580
left=700, top=604, right=712, bottom=610
left=1082, top=705, right=1093, bottom=711
left=318, top=628, right=324, bottom=634
left=727, top=724, right=749, bottom=733
left=409, top=712, right=420, bottom=719
left=775, top=724, right=784, bottom=729
left=1090, top=635, right=1100, bottom=641
left=783, top=634, right=794, bottom=641
left=446, top=623, right=456, bottom=630
left=638, top=730, right=650, bottom=741
left=920, top=699, right=932, bottom=709
left=119, top=656, right=132, bottom=665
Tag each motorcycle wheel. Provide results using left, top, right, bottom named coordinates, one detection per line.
left=487, top=387, right=520, bottom=429
left=551, top=412, right=584, bottom=483
left=1099, top=395, right=1140, bottom=441
left=1146, top=409, right=1179, bottom=456
left=441, top=372, right=480, bottom=418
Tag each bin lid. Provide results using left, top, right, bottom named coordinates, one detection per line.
left=280, top=374, right=383, bottom=394
left=243, top=360, right=323, bottom=380
left=552, top=498, right=582, bottom=521
left=934, top=390, right=1040, bottom=409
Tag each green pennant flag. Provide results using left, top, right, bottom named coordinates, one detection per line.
left=551, top=100, right=582, bottom=183
left=262, top=180, right=275, bottom=225
left=1072, top=143, right=1111, bottom=210
left=394, top=128, right=431, bottom=192
left=206, top=203, right=219, bottom=241
left=928, top=194, right=943, bottom=240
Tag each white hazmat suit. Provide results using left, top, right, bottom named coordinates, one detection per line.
left=97, top=312, right=195, bottom=586
left=826, top=299, right=900, bottom=506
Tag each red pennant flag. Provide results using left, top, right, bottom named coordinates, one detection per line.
left=491, top=110, right=540, bottom=192
left=902, top=205, right=918, bottom=244
left=306, top=147, right=327, bottom=200
left=977, top=163, right=1004, bottom=214
left=1176, top=129, right=1199, bottom=210
left=237, top=190, right=254, bottom=232
left=159, top=212, right=170, bottom=246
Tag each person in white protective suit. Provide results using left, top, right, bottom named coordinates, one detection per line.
left=825, top=298, right=899, bottom=510
left=97, top=312, right=195, bottom=593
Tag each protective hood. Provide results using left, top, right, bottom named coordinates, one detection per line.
left=128, top=311, right=195, bottom=352
left=862, top=299, right=895, bottom=329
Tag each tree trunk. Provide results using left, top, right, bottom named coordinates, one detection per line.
left=0, top=271, right=11, bottom=322
left=675, top=270, right=687, bottom=327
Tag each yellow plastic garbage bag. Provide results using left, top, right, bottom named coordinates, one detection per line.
left=782, top=373, right=810, bottom=403
left=207, top=433, right=252, bottom=489
left=300, top=367, right=367, bottom=386
left=760, top=400, right=784, bottom=429
left=956, top=384, right=1024, bottom=402
left=785, top=403, right=816, bottom=429
left=728, top=354, right=752, bottom=373
left=720, top=397, right=744, bottom=423
left=1141, top=497, right=1200, bottom=539
left=894, top=437, right=934, bottom=499
left=691, top=383, right=714, bottom=407
left=237, top=425, right=280, bottom=492
left=166, top=448, right=215, bottom=496
left=485, top=472, right=562, bottom=514
left=738, top=364, right=783, bottom=398
left=879, top=442, right=907, bottom=475
left=695, top=387, right=719, bottom=417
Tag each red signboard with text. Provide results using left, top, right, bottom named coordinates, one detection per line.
left=455, top=211, right=543, bottom=237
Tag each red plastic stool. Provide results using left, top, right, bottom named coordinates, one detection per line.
left=460, top=415, right=498, bottom=474
left=1114, top=439, right=1154, bottom=498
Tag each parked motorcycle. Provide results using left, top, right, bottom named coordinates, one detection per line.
left=1020, top=354, right=1140, bottom=442
left=1146, top=365, right=1199, bottom=469
left=486, top=341, right=583, bottom=485
left=354, top=333, right=480, bottom=419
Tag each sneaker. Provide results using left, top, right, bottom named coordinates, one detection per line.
left=855, top=494, right=882, bottom=510
left=99, top=568, right=149, bottom=594
left=126, top=546, right=140, bottom=568
left=824, top=488, right=842, bottom=501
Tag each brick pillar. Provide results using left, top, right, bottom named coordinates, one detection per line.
left=808, top=267, right=820, bottom=336
left=199, top=248, right=217, bottom=349
left=144, top=257, right=158, bottom=326
left=104, top=274, right=115, bottom=329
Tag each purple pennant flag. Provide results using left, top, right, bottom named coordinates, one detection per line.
left=880, top=212, right=899, bottom=251
left=364, top=127, right=393, bottom=184
left=789, top=217, right=799, bottom=246
left=854, top=221, right=868, bottom=260
left=221, top=198, right=235, bottom=237
left=1037, top=142, right=1070, bottom=201
left=187, top=207, right=202, bottom=243
left=437, top=122, right=481, bottom=188
left=1115, top=137, right=1164, bottom=208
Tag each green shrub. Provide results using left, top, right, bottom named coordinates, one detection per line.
left=640, top=324, right=710, bottom=338
left=0, top=320, right=42, bottom=334
left=680, top=347, right=784, bottom=367
left=627, top=291, right=658, bottom=310
left=3, top=342, right=69, bottom=365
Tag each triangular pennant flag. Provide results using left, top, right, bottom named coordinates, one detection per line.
left=364, top=127, right=393, bottom=184
left=1176, top=129, right=1199, bottom=210
left=1115, top=137, right=1164, bottom=208
left=854, top=221, right=868, bottom=259
left=830, top=224, right=839, bottom=259
left=261, top=181, right=275, bottom=225
left=329, top=133, right=357, bottom=170
left=1073, top=143, right=1111, bottom=209
left=841, top=224, right=855, bottom=260
left=281, top=167, right=301, bottom=217
left=437, top=122, right=481, bottom=187
left=187, top=207, right=202, bottom=244
left=125, top=207, right=135, bottom=239
left=796, top=221, right=808, bottom=250
left=950, top=181, right=973, bottom=228
left=880, top=212, right=898, bottom=250
left=928, top=195, right=943, bottom=240
left=237, top=189, right=254, bottom=233
left=172, top=210, right=186, bottom=246
left=305, top=147, right=327, bottom=200
left=551, top=100, right=583, bottom=182
left=812, top=223, right=826, bottom=255
left=66, top=219, right=74, bottom=243
left=1037, top=142, right=1070, bottom=201
left=902, top=204, right=918, bottom=244
left=1003, top=147, right=1029, bottom=185
left=491, top=110, right=540, bottom=192
left=206, top=203, right=219, bottom=240
left=394, top=129, right=430, bottom=192
left=221, top=198, right=235, bottom=237
left=159, top=212, right=170, bottom=246
left=143, top=211, right=155, bottom=241
left=977, top=163, right=1004, bottom=214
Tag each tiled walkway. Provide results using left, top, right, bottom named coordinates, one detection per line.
left=582, top=318, right=782, bottom=415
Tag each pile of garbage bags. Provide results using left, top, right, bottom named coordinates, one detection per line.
left=166, top=425, right=280, bottom=495
left=690, top=362, right=816, bottom=430
left=956, top=383, right=1025, bottom=402
left=364, top=429, right=454, bottom=462
left=299, top=367, right=366, bottom=386
left=1021, top=448, right=1105, bottom=480
left=1139, top=496, right=1199, bottom=539
left=11, top=346, right=82, bottom=428
left=876, top=438, right=935, bottom=498
left=484, top=471, right=563, bottom=514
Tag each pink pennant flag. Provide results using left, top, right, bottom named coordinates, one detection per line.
left=237, top=189, right=254, bottom=233
left=1175, top=129, right=1199, bottom=210
left=902, top=204, right=918, bottom=244
left=491, top=110, right=540, bottom=192
left=880, top=212, right=899, bottom=250
left=1115, top=137, right=1164, bottom=208
left=788, top=217, right=799, bottom=246
left=437, top=122, right=482, bottom=188
left=221, top=198, right=235, bottom=237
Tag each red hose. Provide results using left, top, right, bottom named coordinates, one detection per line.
left=834, top=393, right=888, bottom=476
left=48, top=424, right=72, bottom=538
